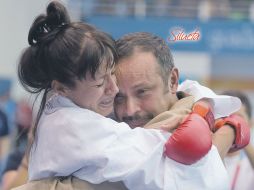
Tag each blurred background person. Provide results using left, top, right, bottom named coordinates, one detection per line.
left=0, top=78, right=17, bottom=181
left=0, top=109, right=9, bottom=175
left=222, top=90, right=254, bottom=190
left=1, top=101, right=32, bottom=190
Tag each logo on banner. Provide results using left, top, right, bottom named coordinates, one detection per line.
left=167, top=27, right=201, bottom=42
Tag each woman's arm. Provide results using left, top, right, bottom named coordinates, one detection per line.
left=212, top=125, right=235, bottom=159
left=244, top=143, right=254, bottom=169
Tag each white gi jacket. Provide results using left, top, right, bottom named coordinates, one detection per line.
left=29, top=80, right=240, bottom=190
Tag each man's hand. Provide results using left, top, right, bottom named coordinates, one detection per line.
left=144, top=96, right=194, bottom=132
left=144, top=109, right=190, bottom=132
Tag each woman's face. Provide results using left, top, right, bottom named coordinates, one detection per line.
left=64, top=62, right=119, bottom=116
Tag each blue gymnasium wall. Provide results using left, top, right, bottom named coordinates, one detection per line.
left=86, top=16, right=254, bottom=84
left=86, top=16, right=254, bottom=55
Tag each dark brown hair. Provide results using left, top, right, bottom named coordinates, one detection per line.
left=116, top=32, right=174, bottom=86
left=18, top=1, right=117, bottom=152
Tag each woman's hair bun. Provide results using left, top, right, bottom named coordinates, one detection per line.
left=28, top=1, right=70, bottom=45
left=46, top=1, right=70, bottom=29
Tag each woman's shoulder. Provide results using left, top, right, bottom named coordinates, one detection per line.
left=41, top=94, right=130, bottom=133
left=43, top=94, right=105, bottom=120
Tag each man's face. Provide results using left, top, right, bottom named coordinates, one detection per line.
left=114, top=51, right=178, bottom=128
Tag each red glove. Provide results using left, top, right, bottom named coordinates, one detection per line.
left=214, top=114, right=250, bottom=152
left=192, top=99, right=215, bottom=131
left=164, top=113, right=212, bottom=165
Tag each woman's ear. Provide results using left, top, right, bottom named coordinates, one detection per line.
left=51, top=80, right=68, bottom=96
left=168, top=67, right=179, bottom=94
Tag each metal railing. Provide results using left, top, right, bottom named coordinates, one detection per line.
left=68, top=0, right=254, bottom=21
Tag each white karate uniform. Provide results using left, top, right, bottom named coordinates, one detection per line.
left=29, top=80, right=240, bottom=190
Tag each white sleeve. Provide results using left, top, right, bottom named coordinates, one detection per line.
left=29, top=109, right=169, bottom=184
left=178, top=80, right=241, bottom=119
left=29, top=109, right=229, bottom=190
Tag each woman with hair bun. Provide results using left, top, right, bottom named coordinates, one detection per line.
left=17, top=2, right=171, bottom=188
left=13, top=1, right=230, bottom=190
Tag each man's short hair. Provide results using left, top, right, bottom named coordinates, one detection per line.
left=116, top=32, right=174, bottom=85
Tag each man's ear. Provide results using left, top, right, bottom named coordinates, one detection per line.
left=51, top=80, right=68, bottom=96
left=168, top=67, right=179, bottom=94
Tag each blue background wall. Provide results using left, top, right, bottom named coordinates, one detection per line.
left=87, top=16, right=254, bottom=55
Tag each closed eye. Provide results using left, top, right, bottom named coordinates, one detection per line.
left=95, top=80, right=105, bottom=88
left=114, top=93, right=125, bottom=104
left=136, top=89, right=148, bottom=97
